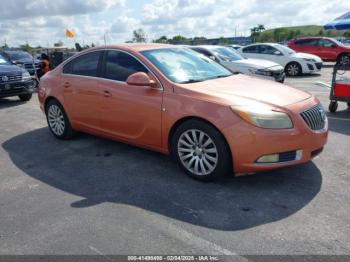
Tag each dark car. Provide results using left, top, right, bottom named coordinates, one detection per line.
left=1, top=51, right=40, bottom=76
left=288, top=37, right=350, bottom=64
left=0, top=54, right=35, bottom=101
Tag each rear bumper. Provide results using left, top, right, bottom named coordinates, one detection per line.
left=0, top=80, right=35, bottom=98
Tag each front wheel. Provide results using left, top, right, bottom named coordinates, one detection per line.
left=171, top=120, right=232, bottom=182
left=329, top=101, right=338, bottom=113
left=337, top=54, right=350, bottom=65
left=46, top=100, right=75, bottom=139
left=18, top=93, right=32, bottom=102
left=285, top=62, right=302, bottom=76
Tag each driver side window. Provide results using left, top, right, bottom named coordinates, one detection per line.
left=103, top=50, right=149, bottom=82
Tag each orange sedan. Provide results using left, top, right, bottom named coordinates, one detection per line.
left=38, top=44, right=328, bottom=181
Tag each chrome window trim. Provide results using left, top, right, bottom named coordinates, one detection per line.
left=61, top=48, right=164, bottom=91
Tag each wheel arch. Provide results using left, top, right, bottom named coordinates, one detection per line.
left=285, top=61, right=302, bottom=70
left=336, top=52, right=350, bottom=61
left=167, top=116, right=233, bottom=168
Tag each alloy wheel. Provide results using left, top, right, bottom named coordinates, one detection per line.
left=287, top=64, right=300, bottom=76
left=48, top=105, right=66, bottom=136
left=177, top=129, right=218, bottom=176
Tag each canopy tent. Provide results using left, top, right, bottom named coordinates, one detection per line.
left=324, top=11, right=350, bottom=30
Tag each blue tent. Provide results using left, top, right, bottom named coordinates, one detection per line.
left=324, top=11, right=350, bottom=30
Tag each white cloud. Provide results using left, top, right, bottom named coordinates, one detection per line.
left=0, top=0, right=349, bottom=47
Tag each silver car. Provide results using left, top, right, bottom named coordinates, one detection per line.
left=189, top=45, right=285, bottom=83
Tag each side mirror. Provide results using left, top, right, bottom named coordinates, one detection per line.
left=274, top=51, right=282, bottom=56
left=126, top=72, right=158, bottom=89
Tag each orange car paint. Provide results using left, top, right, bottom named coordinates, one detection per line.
left=38, top=44, right=328, bottom=174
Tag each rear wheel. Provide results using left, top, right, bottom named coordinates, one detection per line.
left=286, top=62, right=302, bottom=76
left=329, top=101, right=338, bottom=113
left=18, top=93, right=32, bottom=102
left=46, top=99, right=75, bottom=139
left=171, top=119, right=232, bottom=182
left=347, top=102, right=350, bottom=108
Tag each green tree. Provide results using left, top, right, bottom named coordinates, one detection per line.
left=172, top=35, right=187, bottom=42
left=132, top=29, right=147, bottom=43
left=219, top=37, right=230, bottom=45
left=154, top=35, right=168, bottom=43
left=20, top=43, right=32, bottom=53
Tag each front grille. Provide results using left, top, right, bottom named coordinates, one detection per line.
left=279, top=151, right=297, bottom=162
left=315, top=63, right=323, bottom=70
left=300, top=104, right=326, bottom=131
left=24, top=63, right=34, bottom=69
left=0, top=74, right=23, bottom=83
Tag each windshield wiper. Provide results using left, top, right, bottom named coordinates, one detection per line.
left=180, top=79, right=204, bottom=84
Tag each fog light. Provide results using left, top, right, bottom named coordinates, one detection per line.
left=257, top=154, right=279, bottom=163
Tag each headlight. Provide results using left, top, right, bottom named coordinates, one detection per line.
left=303, top=58, right=316, bottom=62
left=230, top=105, right=293, bottom=129
left=22, top=72, right=31, bottom=81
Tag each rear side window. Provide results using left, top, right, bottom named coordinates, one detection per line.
left=63, top=51, right=101, bottom=77
left=258, top=45, right=279, bottom=55
left=242, top=46, right=258, bottom=53
left=103, top=50, right=148, bottom=82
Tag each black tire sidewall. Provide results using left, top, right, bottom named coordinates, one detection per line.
left=329, top=101, right=338, bottom=113
left=171, top=119, right=232, bottom=181
left=46, top=100, right=74, bottom=140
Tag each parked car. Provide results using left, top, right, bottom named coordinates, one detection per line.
left=0, top=54, right=35, bottom=101
left=288, top=37, right=350, bottom=64
left=189, top=45, right=285, bottom=83
left=238, top=43, right=323, bottom=76
left=1, top=51, right=40, bottom=87
left=38, top=44, right=328, bottom=181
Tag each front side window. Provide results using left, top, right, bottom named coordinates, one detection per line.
left=211, top=47, right=243, bottom=61
left=63, top=51, right=101, bottom=77
left=104, top=50, right=148, bottom=82
left=319, top=39, right=335, bottom=48
left=258, top=45, right=279, bottom=55
left=142, top=48, right=232, bottom=84
left=0, top=54, right=10, bottom=65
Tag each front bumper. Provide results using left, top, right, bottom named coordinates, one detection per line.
left=0, top=80, right=35, bottom=98
left=223, top=98, right=328, bottom=174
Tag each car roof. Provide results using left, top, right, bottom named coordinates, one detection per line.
left=192, top=45, right=225, bottom=49
left=85, top=43, right=174, bottom=53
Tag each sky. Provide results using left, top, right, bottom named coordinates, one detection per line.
left=0, top=0, right=349, bottom=47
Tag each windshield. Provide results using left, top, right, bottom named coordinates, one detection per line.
left=0, top=55, right=10, bottom=65
left=8, top=52, right=33, bottom=61
left=277, top=45, right=296, bottom=55
left=142, top=48, right=232, bottom=84
left=211, top=47, right=244, bottom=62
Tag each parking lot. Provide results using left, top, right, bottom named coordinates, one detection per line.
left=0, top=65, right=349, bottom=256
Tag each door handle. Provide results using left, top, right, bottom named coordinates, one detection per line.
left=64, top=82, right=71, bottom=88
left=103, top=90, right=112, bottom=97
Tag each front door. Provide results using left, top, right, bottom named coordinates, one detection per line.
left=98, top=50, right=163, bottom=148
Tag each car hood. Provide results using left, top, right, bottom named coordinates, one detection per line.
left=233, top=58, right=283, bottom=70
left=176, top=74, right=311, bottom=108
left=0, top=64, right=25, bottom=74
left=291, top=52, right=323, bottom=62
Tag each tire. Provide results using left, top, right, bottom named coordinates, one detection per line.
left=329, top=101, right=338, bottom=113
left=285, top=62, right=302, bottom=76
left=347, top=102, right=350, bottom=108
left=18, top=93, right=32, bottom=102
left=337, top=54, right=350, bottom=65
left=46, top=99, right=75, bottom=140
left=171, top=119, right=232, bottom=182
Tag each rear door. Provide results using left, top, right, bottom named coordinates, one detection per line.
left=241, top=45, right=260, bottom=59
left=61, top=51, right=104, bottom=129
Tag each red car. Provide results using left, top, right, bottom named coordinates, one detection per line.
left=288, top=37, right=350, bottom=64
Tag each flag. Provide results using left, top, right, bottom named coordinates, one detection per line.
left=66, top=29, right=75, bottom=39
